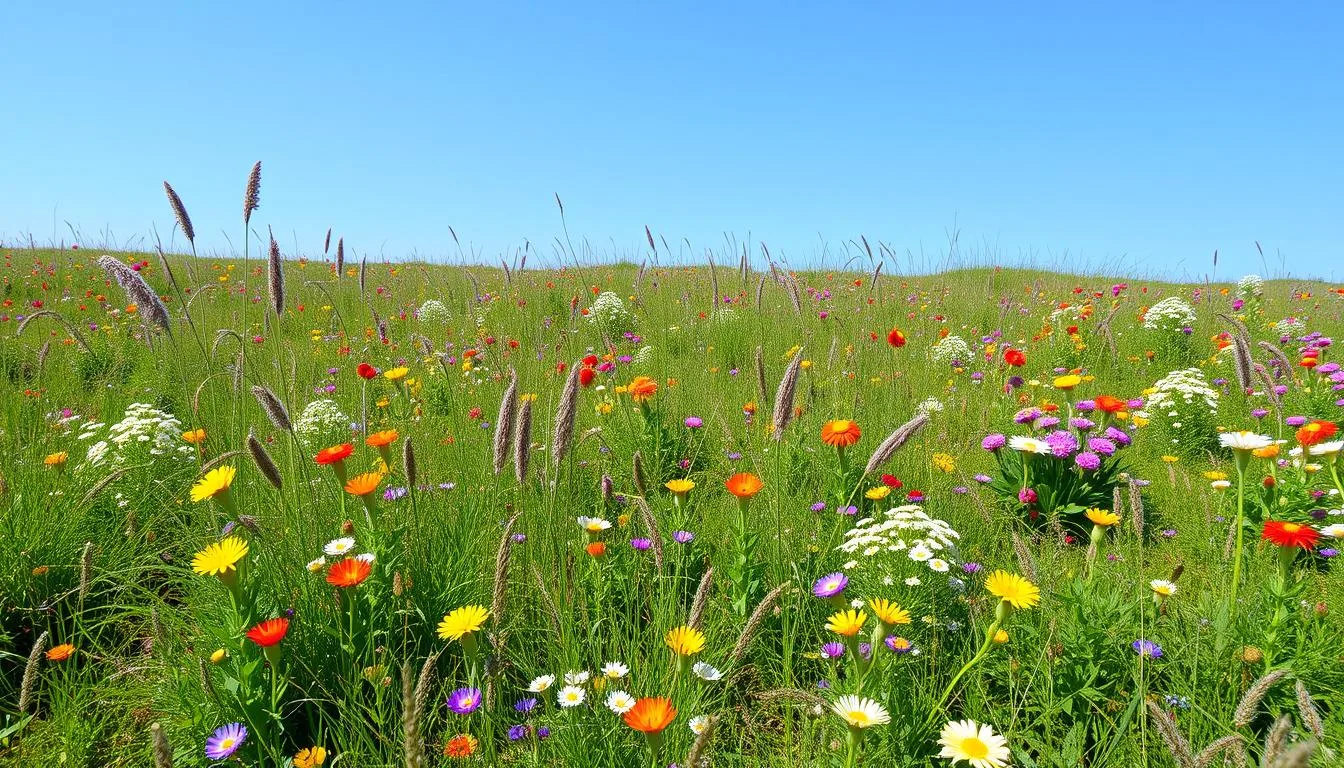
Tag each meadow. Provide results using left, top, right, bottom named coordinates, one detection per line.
left=0, top=189, right=1341, bottom=766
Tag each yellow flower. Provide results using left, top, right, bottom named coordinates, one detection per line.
left=932, top=452, right=957, bottom=473
left=294, top=747, right=327, bottom=768
left=665, top=479, right=695, bottom=496
left=984, top=570, right=1040, bottom=610
left=1053, top=374, right=1082, bottom=390
left=384, top=366, right=410, bottom=382
left=868, top=599, right=911, bottom=627
left=1084, top=508, right=1120, bottom=527
left=182, top=428, right=207, bottom=445
left=665, top=625, right=706, bottom=656
left=596, top=401, right=614, bottom=416
left=1202, top=471, right=1228, bottom=481
left=1160, top=455, right=1180, bottom=463
left=800, top=360, right=813, bottom=370
left=825, top=609, right=867, bottom=637
left=44, top=451, right=68, bottom=467
left=864, top=486, right=891, bottom=501
left=190, top=466, right=236, bottom=503
left=992, top=629, right=1009, bottom=644
left=437, top=605, right=490, bottom=641
left=191, top=536, right=249, bottom=577
left=210, top=648, right=228, bottom=664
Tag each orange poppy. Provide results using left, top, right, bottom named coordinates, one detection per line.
left=315, top=444, right=354, bottom=465
left=623, top=697, right=677, bottom=734
left=586, top=541, right=607, bottom=557
left=365, top=430, right=399, bottom=448
left=345, top=472, right=382, bottom=497
left=182, top=428, right=207, bottom=445
left=245, top=617, right=290, bottom=648
left=1094, top=395, right=1125, bottom=413
left=326, top=557, right=372, bottom=588
left=45, top=643, right=75, bottom=662
left=442, top=734, right=478, bottom=758
left=725, top=472, right=764, bottom=499
left=628, top=376, right=659, bottom=403
left=1296, top=420, right=1338, bottom=447
left=820, top=420, right=861, bottom=448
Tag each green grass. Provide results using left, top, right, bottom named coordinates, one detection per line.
left=0, top=245, right=1340, bottom=766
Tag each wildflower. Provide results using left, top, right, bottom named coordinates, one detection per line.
left=937, top=719, right=1010, bottom=768
left=324, top=537, right=356, bottom=556
left=665, top=625, right=706, bottom=656
left=1008, top=436, right=1051, bottom=455
left=672, top=530, right=695, bottom=544
left=813, top=572, right=848, bottom=599
left=601, top=661, right=629, bottom=679
left=692, top=661, right=723, bottom=681
left=887, top=328, right=907, bottom=347
left=981, top=434, right=1006, bottom=451
left=725, top=472, right=763, bottom=499
left=689, top=715, right=712, bottom=735
left=1085, top=508, right=1120, bottom=527
left=869, top=598, right=911, bottom=627
left=192, top=537, right=249, bottom=582
left=820, top=420, right=861, bottom=447
left=831, top=695, right=890, bottom=728
left=205, top=723, right=248, bottom=761
left=684, top=416, right=703, bottom=428
left=326, top=557, right=372, bottom=588
left=1150, top=579, right=1177, bottom=603
left=826, top=609, right=867, bottom=637
left=527, top=675, right=555, bottom=693
left=384, top=366, right=409, bottom=382
left=442, top=734, right=477, bottom=758
left=885, top=636, right=913, bottom=654
left=624, top=696, right=677, bottom=734
left=665, top=478, right=695, bottom=500
left=564, top=670, right=591, bottom=685
left=294, top=746, right=327, bottom=768
left=438, top=605, right=490, bottom=641
left=932, top=452, right=956, bottom=472
left=245, top=617, right=290, bottom=648
left=344, top=472, right=382, bottom=497
left=190, top=466, right=236, bottom=503
left=984, top=571, right=1039, bottom=611
left=446, top=687, right=483, bottom=715
left=45, top=643, right=75, bottom=662
left=864, top=486, right=891, bottom=501
left=1219, top=431, right=1273, bottom=452
left=356, top=363, right=377, bottom=379
left=1262, top=520, right=1319, bottom=550
left=1132, top=639, right=1163, bottom=658
left=1003, top=348, right=1026, bottom=367
left=628, top=375, right=659, bottom=403
left=586, top=541, right=607, bottom=557
left=44, top=451, right=69, bottom=469
left=1296, top=420, right=1339, bottom=447
left=314, top=443, right=354, bottom=465
left=992, top=629, right=1009, bottom=644
left=577, top=516, right=613, bottom=534
left=1053, top=374, right=1082, bottom=390
left=182, top=429, right=206, bottom=445
left=558, top=685, right=587, bottom=707
left=605, top=690, right=636, bottom=714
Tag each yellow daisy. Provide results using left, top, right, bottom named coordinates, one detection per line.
left=191, top=536, right=249, bottom=577
left=191, top=466, right=236, bottom=503
left=984, top=570, right=1040, bottom=610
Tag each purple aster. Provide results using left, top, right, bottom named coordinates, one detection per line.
left=205, top=723, right=247, bottom=761
left=684, top=416, right=703, bottom=428
left=1320, top=548, right=1338, bottom=558
left=511, top=533, right=527, bottom=543
left=813, top=572, right=848, bottom=598
left=974, top=473, right=993, bottom=483
left=1075, top=452, right=1101, bottom=471
left=953, top=486, right=969, bottom=494
left=1132, top=639, right=1163, bottom=659
left=1036, top=416, right=1062, bottom=430
left=885, top=636, right=914, bottom=654
left=1161, top=529, right=1177, bottom=538
left=810, top=501, right=827, bottom=512
left=383, top=486, right=408, bottom=501
left=1088, top=437, right=1117, bottom=456
left=1251, top=408, right=1269, bottom=419
left=820, top=641, right=846, bottom=659
left=1014, top=408, right=1042, bottom=425
left=537, top=727, right=551, bottom=740
left=982, top=434, right=1007, bottom=451
left=1046, top=430, right=1079, bottom=457
left=1104, top=426, right=1131, bottom=447
left=858, top=643, right=873, bottom=660
left=1069, top=417, right=1096, bottom=431
left=1286, top=415, right=1308, bottom=427
left=962, top=562, right=982, bottom=574
left=836, top=504, right=858, bottom=515
left=446, top=687, right=483, bottom=715
left=1127, top=399, right=1144, bottom=409
left=630, top=538, right=652, bottom=551
left=726, top=451, right=743, bottom=461
left=1006, top=375, right=1025, bottom=390
left=439, top=482, right=457, bottom=491
left=515, top=697, right=538, bottom=714
left=1075, top=399, right=1096, bottom=412
left=672, top=530, right=695, bottom=544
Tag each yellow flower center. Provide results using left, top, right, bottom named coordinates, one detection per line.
left=960, top=736, right=989, bottom=759
left=220, top=738, right=236, bottom=750
left=847, top=710, right=871, bottom=726
left=1282, top=523, right=1302, bottom=533
left=832, top=420, right=852, bottom=431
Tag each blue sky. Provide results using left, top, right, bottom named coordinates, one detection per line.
left=4, top=2, right=1341, bottom=280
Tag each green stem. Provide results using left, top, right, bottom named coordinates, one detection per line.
left=1229, top=461, right=1247, bottom=620
left=924, top=617, right=1001, bottom=728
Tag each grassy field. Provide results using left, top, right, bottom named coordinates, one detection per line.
left=0, top=239, right=1341, bottom=766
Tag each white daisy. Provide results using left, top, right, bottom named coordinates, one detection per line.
left=692, top=661, right=722, bottom=681
left=526, top=674, right=555, bottom=693
left=355, top=552, right=376, bottom=563
left=1320, top=523, right=1344, bottom=539
left=907, top=544, right=933, bottom=562
left=604, top=690, right=634, bottom=714
left=905, top=576, right=922, bottom=586
left=1308, top=440, right=1344, bottom=457
left=689, top=715, right=712, bottom=735
left=558, top=685, right=586, bottom=708
left=601, top=661, right=629, bottom=680
left=306, top=556, right=326, bottom=573
left=1008, top=436, right=1052, bottom=455
left=937, top=719, right=1010, bottom=767
left=576, top=516, right=611, bottom=533
left=324, top=537, right=356, bottom=556
left=564, top=670, right=591, bottom=686
left=1219, top=431, right=1273, bottom=452
left=1149, top=579, right=1178, bottom=597
left=927, top=558, right=950, bottom=573
left=830, top=695, right=890, bottom=729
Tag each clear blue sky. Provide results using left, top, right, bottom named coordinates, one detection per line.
left=4, top=2, right=1341, bottom=280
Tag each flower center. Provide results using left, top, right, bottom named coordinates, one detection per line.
left=848, top=711, right=870, bottom=726
left=1283, top=523, right=1302, bottom=533
left=220, top=738, right=236, bottom=750
left=960, top=736, right=989, bottom=758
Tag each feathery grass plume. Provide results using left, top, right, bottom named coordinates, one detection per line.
left=1218, top=314, right=1255, bottom=391
left=154, top=246, right=184, bottom=300
left=335, top=237, right=345, bottom=277
left=1145, top=699, right=1195, bottom=768
left=402, top=663, right=424, bottom=768
left=162, top=181, right=194, bottom=244
left=402, top=436, right=417, bottom=487
left=501, top=258, right=512, bottom=287
left=492, top=371, right=519, bottom=474
left=863, top=412, right=930, bottom=474
left=731, top=581, right=789, bottom=662
left=1262, top=715, right=1293, bottom=765
left=629, top=452, right=651, bottom=500
left=250, top=385, right=293, bottom=432
left=784, top=271, right=802, bottom=313
left=685, top=714, right=717, bottom=767
left=36, top=340, right=50, bottom=370
left=247, top=432, right=283, bottom=490
left=740, top=248, right=749, bottom=285
left=1233, top=668, right=1291, bottom=727
left=1194, top=735, right=1243, bottom=768
left=1125, top=479, right=1146, bottom=537
left=323, top=228, right=331, bottom=254
left=600, top=474, right=614, bottom=502
left=634, top=259, right=648, bottom=293
left=531, top=563, right=563, bottom=635
left=1255, top=365, right=1282, bottom=408
left=492, top=511, right=523, bottom=636
left=1010, top=531, right=1038, bottom=583
left=754, top=345, right=769, bottom=406
left=513, top=398, right=533, bottom=483
left=1270, top=742, right=1315, bottom=768
left=97, top=254, right=172, bottom=335
left=18, top=630, right=48, bottom=714
left=1294, top=680, right=1324, bottom=740
left=868, top=260, right=882, bottom=298
left=770, top=349, right=803, bottom=439
left=359, top=255, right=368, bottom=295
left=243, top=162, right=261, bottom=225
left=16, top=310, right=92, bottom=352
left=688, top=567, right=715, bottom=630
left=707, top=253, right=719, bottom=314
left=633, top=497, right=664, bottom=572
left=150, top=723, right=173, bottom=768
left=755, top=273, right=767, bottom=309
left=1112, top=485, right=1125, bottom=524
left=267, top=232, right=285, bottom=316
left=465, top=269, right=481, bottom=301
left=552, top=360, right=582, bottom=468
left=1258, top=340, right=1295, bottom=376
left=79, top=541, right=94, bottom=600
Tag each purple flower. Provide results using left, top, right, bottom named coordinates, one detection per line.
left=515, top=697, right=538, bottom=714
left=962, top=562, right=982, bottom=574
left=537, top=726, right=551, bottom=739
left=1088, top=437, right=1117, bottom=456
left=1075, top=399, right=1096, bottom=412
left=974, top=473, right=993, bottom=483
left=885, top=636, right=914, bottom=654
left=1014, top=408, right=1042, bottom=424
left=1320, top=548, right=1338, bottom=558
left=511, top=533, right=527, bottom=543
left=907, top=491, right=925, bottom=502
left=684, top=416, right=703, bottom=429
left=858, top=642, right=873, bottom=660
left=1036, top=416, right=1061, bottom=430
left=1104, top=426, right=1131, bottom=447
left=508, top=724, right=528, bottom=741
left=1075, top=452, right=1101, bottom=471
left=205, top=723, right=247, bottom=761
left=1161, top=529, right=1177, bottom=538
left=1006, top=375, right=1025, bottom=390
left=813, top=572, right=848, bottom=598
left=672, top=530, right=695, bottom=544
left=952, top=486, right=969, bottom=494
left=1069, top=418, right=1096, bottom=431
left=726, top=451, right=743, bottom=461
left=820, top=641, right=846, bottom=659
left=982, top=434, right=1007, bottom=451
left=383, top=486, right=408, bottom=501
left=446, top=687, right=483, bottom=715
left=630, top=538, right=652, bottom=551
left=1286, top=415, right=1308, bottom=427
left=1251, top=408, right=1269, bottom=419
left=810, top=501, right=827, bottom=512
left=1046, top=430, right=1079, bottom=457
left=835, top=505, right=858, bottom=515
left=1132, top=639, right=1163, bottom=658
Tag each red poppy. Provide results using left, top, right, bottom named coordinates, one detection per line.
left=326, top=557, right=372, bottom=587
left=579, top=367, right=596, bottom=387
left=1296, top=420, right=1338, bottom=447
left=1003, top=349, right=1026, bottom=367
left=886, top=328, right=906, bottom=348
left=245, top=617, right=290, bottom=647
left=1094, top=395, right=1125, bottom=414
left=880, top=474, right=903, bottom=489
left=314, top=443, right=354, bottom=465
left=1261, top=520, right=1319, bottom=550
left=356, top=363, right=377, bottom=379
left=582, top=354, right=599, bottom=367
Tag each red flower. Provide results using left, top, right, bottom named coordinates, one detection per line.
left=586, top=541, right=606, bottom=557
left=579, top=367, right=596, bottom=387
left=314, top=443, right=354, bottom=465
left=1094, top=395, right=1126, bottom=413
left=245, top=617, right=290, bottom=648
left=327, top=557, right=372, bottom=587
left=1261, top=520, right=1319, bottom=550
left=1263, top=476, right=1276, bottom=488
left=1296, top=420, right=1338, bottom=447
left=582, top=354, right=599, bottom=367
left=886, top=328, right=906, bottom=348
left=1003, top=349, right=1026, bottom=367
left=880, top=474, right=903, bottom=489
left=356, top=363, right=377, bottom=379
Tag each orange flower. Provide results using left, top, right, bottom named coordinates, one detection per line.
left=1094, top=395, right=1125, bottom=414
left=315, top=443, right=354, bottom=465
left=725, top=472, right=764, bottom=499
left=345, top=472, right=382, bottom=497
left=442, top=734, right=478, bottom=758
left=1262, top=520, right=1319, bottom=550
left=182, top=428, right=207, bottom=445
left=45, top=643, right=75, bottom=662
left=586, top=541, right=607, bottom=557
left=365, top=429, right=399, bottom=448
left=820, top=420, right=861, bottom=448
left=245, top=617, right=290, bottom=648
left=628, top=376, right=659, bottom=403
left=1296, top=420, right=1338, bottom=447
left=1003, top=348, right=1026, bottom=367
left=886, top=328, right=907, bottom=348
left=326, top=557, right=372, bottom=588
left=623, top=697, right=677, bottom=734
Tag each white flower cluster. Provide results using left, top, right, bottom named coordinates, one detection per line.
left=294, top=399, right=351, bottom=448
left=1274, top=317, right=1306, bottom=337
left=632, top=345, right=655, bottom=366
left=1236, top=274, right=1264, bottom=299
left=1142, top=297, right=1197, bottom=332
left=915, top=397, right=944, bottom=417
left=417, top=299, right=450, bottom=326
left=1049, top=303, right=1088, bottom=325
left=930, top=334, right=973, bottom=365
left=837, top=505, right=961, bottom=575
left=78, top=403, right=193, bottom=468
left=1137, top=367, right=1219, bottom=423
left=587, top=291, right=634, bottom=332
